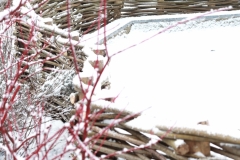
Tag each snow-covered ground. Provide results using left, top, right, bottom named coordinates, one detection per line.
left=40, top=117, right=71, bottom=159
left=104, top=15, right=240, bottom=130
left=26, top=117, right=71, bottom=159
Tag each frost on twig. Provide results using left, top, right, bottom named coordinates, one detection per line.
left=38, top=69, right=75, bottom=98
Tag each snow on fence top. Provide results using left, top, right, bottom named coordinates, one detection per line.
left=82, top=9, right=240, bottom=45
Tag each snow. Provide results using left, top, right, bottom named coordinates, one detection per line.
left=121, top=25, right=238, bottom=119
left=82, top=46, right=104, bottom=63
left=115, top=128, right=131, bottom=135
left=210, top=151, right=232, bottom=160
left=71, top=30, right=80, bottom=37
left=86, top=11, right=240, bottom=139
left=174, top=139, right=186, bottom=147
left=194, top=151, right=205, bottom=157
left=219, top=143, right=240, bottom=149
left=90, top=44, right=106, bottom=51
left=40, top=118, right=72, bottom=159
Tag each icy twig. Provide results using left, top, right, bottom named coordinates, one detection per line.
left=0, top=0, right=27, bottom=22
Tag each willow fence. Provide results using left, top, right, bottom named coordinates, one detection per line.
left=31, top=0, right=240, bottom=33
left=121, top=0, right=240, bottom=17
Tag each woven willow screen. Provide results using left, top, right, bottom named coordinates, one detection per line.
left=31, top=0, right=240, bottom=33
